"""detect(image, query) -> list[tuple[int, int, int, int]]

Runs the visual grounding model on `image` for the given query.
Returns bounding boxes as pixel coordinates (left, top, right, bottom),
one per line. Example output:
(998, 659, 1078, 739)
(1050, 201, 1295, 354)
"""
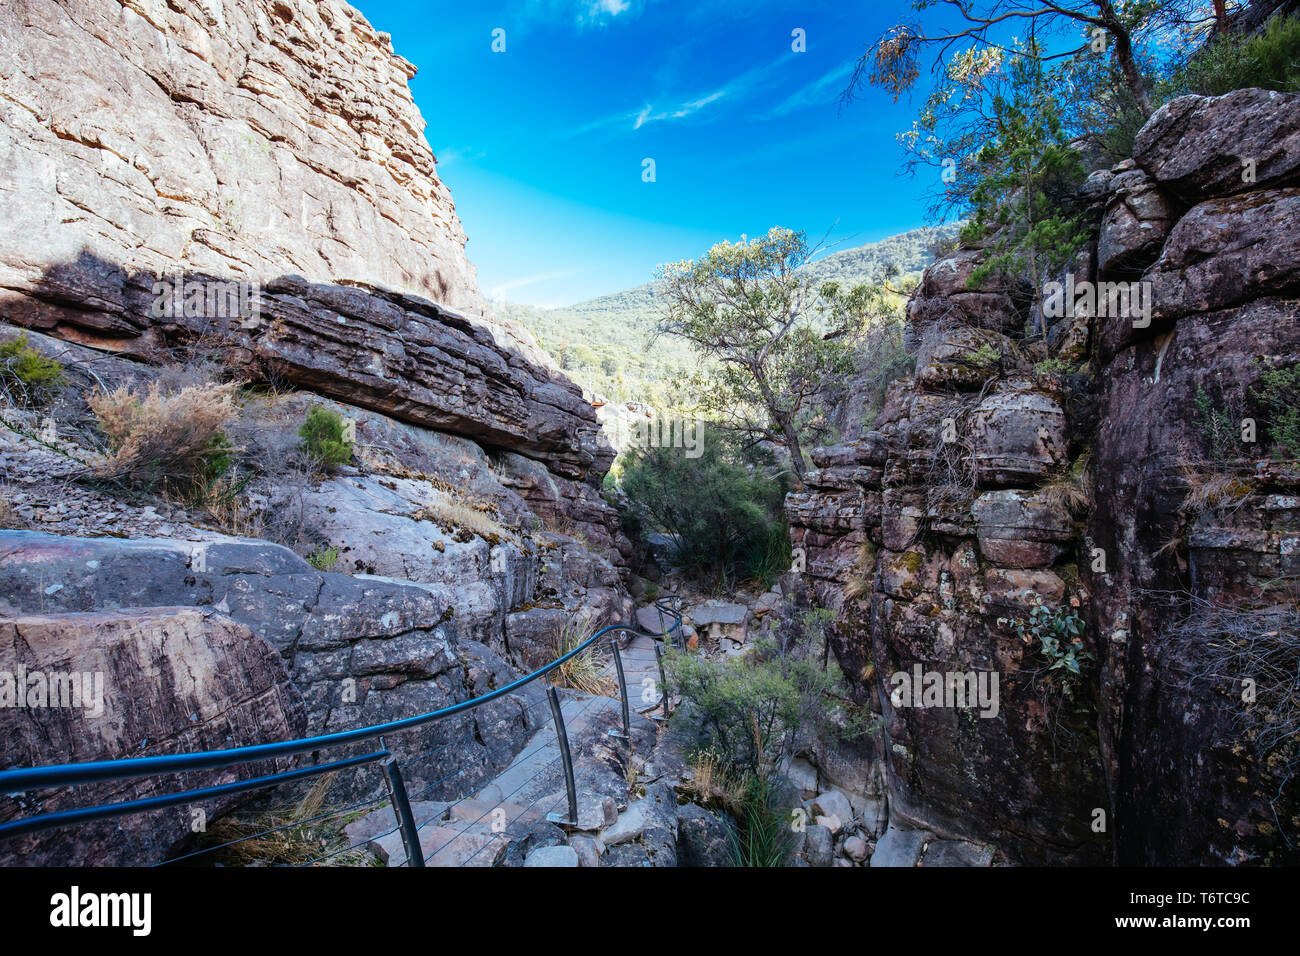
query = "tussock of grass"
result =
(1041, 452, 1092, 516)
(195, 775, 378, 867)
(549, 618, 616, 697)
(415, 491, 517, 546)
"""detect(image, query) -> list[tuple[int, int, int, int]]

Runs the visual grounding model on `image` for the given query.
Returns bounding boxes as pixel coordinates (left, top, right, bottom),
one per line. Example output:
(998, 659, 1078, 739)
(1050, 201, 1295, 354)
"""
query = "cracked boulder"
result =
(0, 607, 306, 866)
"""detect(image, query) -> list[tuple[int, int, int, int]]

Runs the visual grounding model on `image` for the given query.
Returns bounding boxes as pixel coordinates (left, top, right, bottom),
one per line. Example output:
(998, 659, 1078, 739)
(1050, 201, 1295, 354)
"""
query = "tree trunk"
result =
(1095, 0, 1153, 117)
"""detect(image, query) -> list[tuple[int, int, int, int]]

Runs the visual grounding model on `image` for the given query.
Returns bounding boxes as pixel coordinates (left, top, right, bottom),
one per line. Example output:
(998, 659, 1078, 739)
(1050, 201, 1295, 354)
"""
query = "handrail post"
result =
(652, 640, 670, 721)
(607, 632, 631, 741)
(544, 686, 579, 827)
(381, 752, 424, 868)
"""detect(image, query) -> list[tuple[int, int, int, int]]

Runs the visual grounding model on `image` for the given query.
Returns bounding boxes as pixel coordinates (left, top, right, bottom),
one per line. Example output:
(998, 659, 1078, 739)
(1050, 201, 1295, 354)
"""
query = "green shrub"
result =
(0, 333, 64, 406)
(1251, 362, 1300, 459)
(298, 406, 352, 472)
(665, 635, 846, 778)
(968, 343, 1000, 368)
(621, 429, 787, 586)
(1167, 16, 1300, 97)
(306, 545, 341, 572)
(1194, 386, 1249, 462)
(1034, 356, 1073, 377)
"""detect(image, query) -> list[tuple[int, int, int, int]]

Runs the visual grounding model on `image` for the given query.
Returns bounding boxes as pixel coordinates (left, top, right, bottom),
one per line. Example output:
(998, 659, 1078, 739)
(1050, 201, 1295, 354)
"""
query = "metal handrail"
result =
(0, 594, 684, 863)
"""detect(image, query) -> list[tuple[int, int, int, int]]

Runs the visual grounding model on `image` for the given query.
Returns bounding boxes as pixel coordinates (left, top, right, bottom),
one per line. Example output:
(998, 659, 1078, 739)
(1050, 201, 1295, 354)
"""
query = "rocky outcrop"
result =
(0, 607, 305, 866)
(0, 532, 550, 806)
(0, 0, 485, 319)
(0, 0, 612, 483)
(790, 87, 1300, 865)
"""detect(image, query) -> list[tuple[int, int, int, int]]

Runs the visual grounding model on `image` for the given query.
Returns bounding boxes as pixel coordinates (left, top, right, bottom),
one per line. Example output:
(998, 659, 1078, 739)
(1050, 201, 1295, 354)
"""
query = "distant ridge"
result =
(493, 224, 960, 406)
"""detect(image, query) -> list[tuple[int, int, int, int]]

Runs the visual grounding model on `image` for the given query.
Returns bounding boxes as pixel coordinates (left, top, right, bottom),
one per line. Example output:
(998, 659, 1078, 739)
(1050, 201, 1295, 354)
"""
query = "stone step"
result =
(350, 690, 634, 866)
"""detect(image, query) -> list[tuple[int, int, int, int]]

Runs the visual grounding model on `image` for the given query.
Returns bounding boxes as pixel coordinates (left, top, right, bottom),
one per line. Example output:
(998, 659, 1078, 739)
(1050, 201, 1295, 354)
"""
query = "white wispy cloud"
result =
(488, 269, 583, 301)
(563, 53, 788, 138)
(433, 146, 487, 167)
(762, 62, 855, 119)
(516, 0, 641, 30)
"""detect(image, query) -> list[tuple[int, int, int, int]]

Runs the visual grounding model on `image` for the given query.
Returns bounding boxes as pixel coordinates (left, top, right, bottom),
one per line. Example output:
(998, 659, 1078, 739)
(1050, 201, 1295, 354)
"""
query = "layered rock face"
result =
(0, 0, 611, 482)
(790, 88, 1300, 865)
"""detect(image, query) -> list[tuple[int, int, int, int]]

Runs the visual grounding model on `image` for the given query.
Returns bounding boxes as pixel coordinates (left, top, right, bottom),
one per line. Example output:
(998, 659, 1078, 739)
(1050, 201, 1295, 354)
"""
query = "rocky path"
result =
(344, 687, 664, 867)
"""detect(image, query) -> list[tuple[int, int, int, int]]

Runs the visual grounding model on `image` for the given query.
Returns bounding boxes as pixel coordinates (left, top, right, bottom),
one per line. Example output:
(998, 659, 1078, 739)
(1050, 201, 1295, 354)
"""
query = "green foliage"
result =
(621, 430, 787, 586)
(968, 343, 1000, 368)
(1194, 386, 1247, 462)
(199, 432, 236, 487)
(1000, 601, 1092, 701)
(655, 228, 865, 483)
(298, 406, 352, 472)
(1034, 356, 1074, 376)
(730, 773, 793, 867)
(499, 227, 952, 413)
(0, 333, 64, 406)
(1166, 15, 1300, 97)
(664, 636, 843, 778)
(1251, 362, 1300, 459)
(963, 48, 1088, 318)
(306, 545, 341, 572)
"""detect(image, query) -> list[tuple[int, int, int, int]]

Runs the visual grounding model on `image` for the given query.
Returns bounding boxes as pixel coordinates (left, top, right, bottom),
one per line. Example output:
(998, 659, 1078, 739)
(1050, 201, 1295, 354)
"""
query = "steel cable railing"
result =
(0, 595, 684, 867)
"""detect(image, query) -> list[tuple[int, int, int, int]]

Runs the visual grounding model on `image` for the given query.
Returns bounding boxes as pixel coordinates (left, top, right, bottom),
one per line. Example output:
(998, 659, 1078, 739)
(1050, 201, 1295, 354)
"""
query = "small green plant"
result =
(306, 545, 341, 572)
(298, 406, 352, 472)
(1251, 362, 1300, 460)
(1193, 386, 1248, 462)
(967, 343, 1000, 368)
(1034, 356, 1073, 377)
(0, 333, 64, 406)
(1000, 599, 1092, 700)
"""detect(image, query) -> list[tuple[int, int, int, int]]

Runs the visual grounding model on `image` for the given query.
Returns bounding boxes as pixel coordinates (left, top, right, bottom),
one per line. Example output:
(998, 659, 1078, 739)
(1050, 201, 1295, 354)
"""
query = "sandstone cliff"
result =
(789, 87, 1300, 866)
(0, 0, 636, 865)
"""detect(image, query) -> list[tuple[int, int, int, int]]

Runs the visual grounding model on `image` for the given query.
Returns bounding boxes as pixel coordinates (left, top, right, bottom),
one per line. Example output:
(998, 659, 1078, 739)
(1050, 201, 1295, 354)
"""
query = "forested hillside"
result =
(497, 224, 959, 405)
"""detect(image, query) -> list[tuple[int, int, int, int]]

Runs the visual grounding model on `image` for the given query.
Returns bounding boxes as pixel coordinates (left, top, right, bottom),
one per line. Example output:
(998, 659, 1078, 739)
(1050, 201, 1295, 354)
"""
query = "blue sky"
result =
(354, 0, 944, 307)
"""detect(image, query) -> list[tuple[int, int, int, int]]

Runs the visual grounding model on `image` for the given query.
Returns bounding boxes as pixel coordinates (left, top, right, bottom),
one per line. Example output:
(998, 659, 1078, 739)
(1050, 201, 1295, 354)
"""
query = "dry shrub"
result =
(537, 509, 595, 550)
(0, 484, 22, 530)
(415, 492, 517, 546)
(1164, 592, 1300, 819)
(1177, 441, 1253, 518)
(89, 381, 237, 497)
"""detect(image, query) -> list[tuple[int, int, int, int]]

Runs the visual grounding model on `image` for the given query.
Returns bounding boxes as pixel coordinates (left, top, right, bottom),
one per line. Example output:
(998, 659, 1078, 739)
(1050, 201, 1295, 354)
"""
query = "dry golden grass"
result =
(682, 747, 746, 814)
(549, 619, 616, 697)
(197, 775, 377, 867)
(537, 510, 595, 550)
(415, 492, 518, 546)
(844, 539, 878, 602)
(88, 381, 238, 497)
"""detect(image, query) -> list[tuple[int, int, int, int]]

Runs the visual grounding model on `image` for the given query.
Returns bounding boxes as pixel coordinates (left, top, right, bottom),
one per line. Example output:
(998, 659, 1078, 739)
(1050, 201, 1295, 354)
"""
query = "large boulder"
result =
(1133, 89, 1300, 203)
(973, 489, 1075, 569)
(0, 607, 306, 866)
(0, 531, 546, 803)
(1146, 187, 1300, 323)
(969, 388, 1069, 487)
(1097, 168, 1173, 277)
